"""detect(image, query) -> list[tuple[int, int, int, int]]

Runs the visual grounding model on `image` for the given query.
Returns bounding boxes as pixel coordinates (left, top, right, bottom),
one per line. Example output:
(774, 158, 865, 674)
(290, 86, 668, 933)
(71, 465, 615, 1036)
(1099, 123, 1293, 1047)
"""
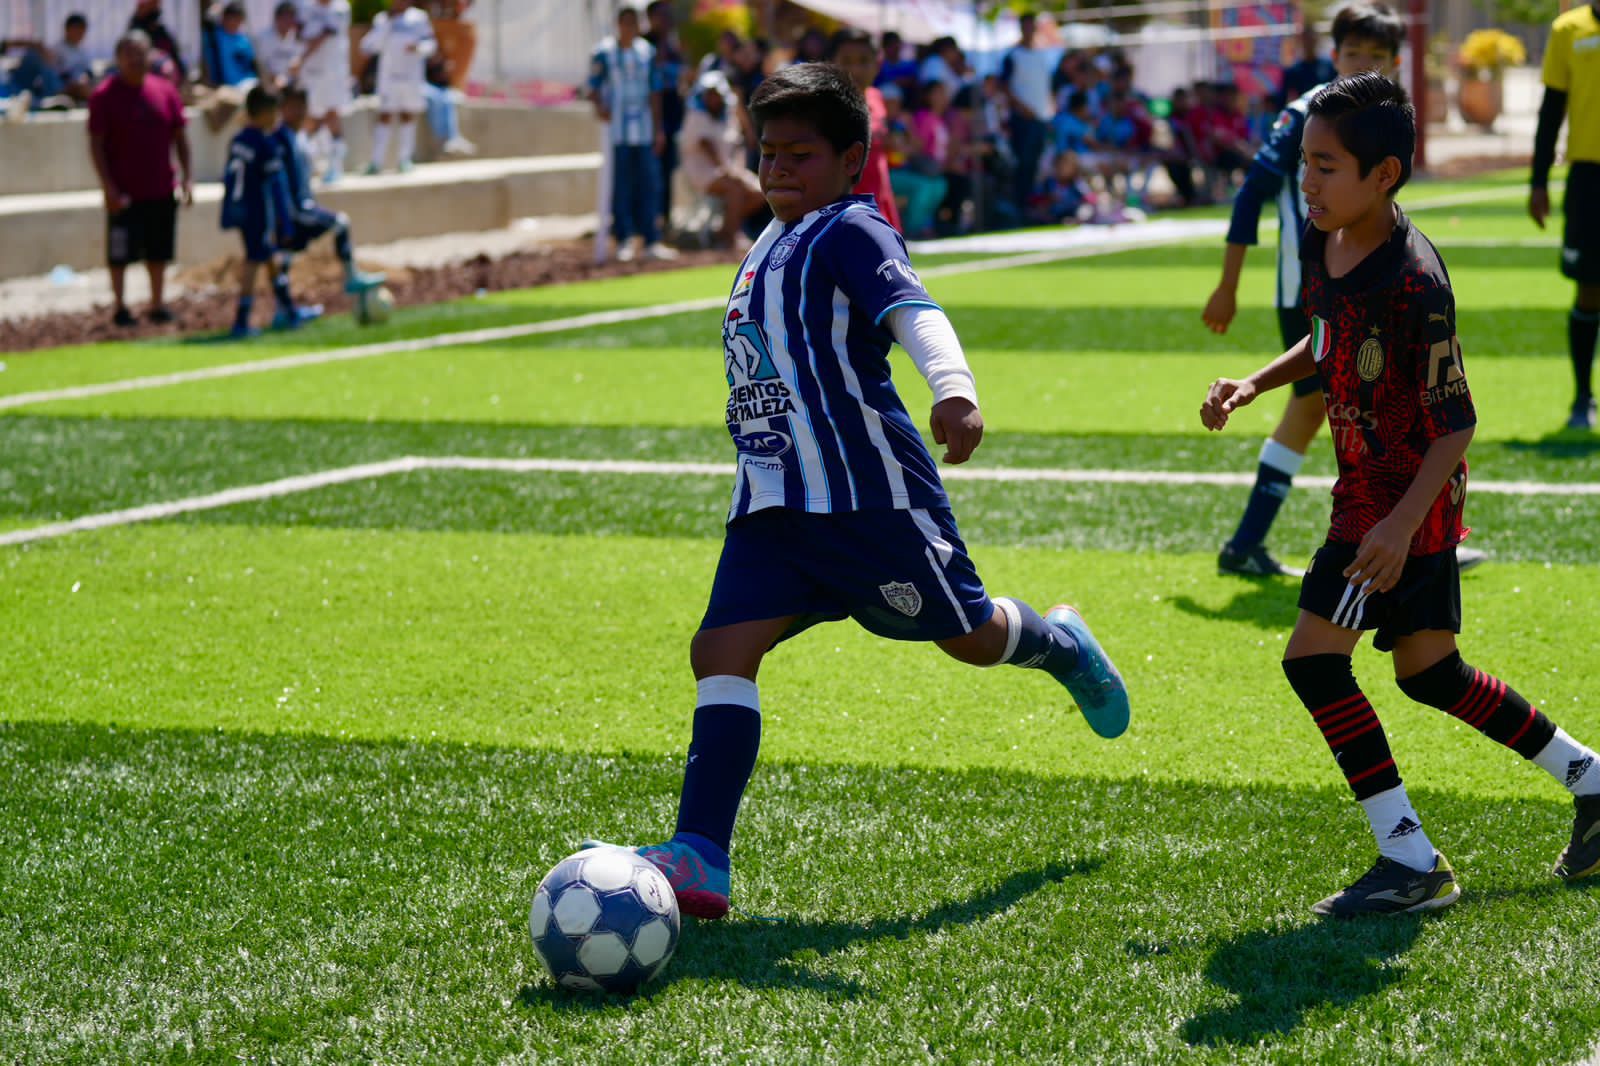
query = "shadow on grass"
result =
(1502, 432, 1600, 460)
(1168, 578, 1302, 631)
(515, 857, 1102, 1009)
(1180, 913, 1428, 1046)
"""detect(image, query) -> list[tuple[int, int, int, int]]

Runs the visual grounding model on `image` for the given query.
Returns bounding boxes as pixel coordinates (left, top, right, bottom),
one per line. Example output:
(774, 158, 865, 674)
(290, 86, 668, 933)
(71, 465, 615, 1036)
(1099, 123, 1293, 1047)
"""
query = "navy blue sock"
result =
(271, 267, 294, 314)
(994, 597, 1078, 674)
(672, 676, 761, 863)
(334, 221, 354, 270)
(1572, 308, 1598, 401)
(1228, 438, 1303, 551)
(233, 295, 253, 330)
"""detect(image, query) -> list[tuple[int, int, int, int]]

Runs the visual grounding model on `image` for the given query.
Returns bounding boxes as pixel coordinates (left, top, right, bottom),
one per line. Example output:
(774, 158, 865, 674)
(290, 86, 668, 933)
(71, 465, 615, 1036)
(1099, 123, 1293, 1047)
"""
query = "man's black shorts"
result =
(107, 197, 178, 266)
(1562, 161, 1600, 285)
(1298, 541, 1461, 652)
(1278, 305, 1321, 396)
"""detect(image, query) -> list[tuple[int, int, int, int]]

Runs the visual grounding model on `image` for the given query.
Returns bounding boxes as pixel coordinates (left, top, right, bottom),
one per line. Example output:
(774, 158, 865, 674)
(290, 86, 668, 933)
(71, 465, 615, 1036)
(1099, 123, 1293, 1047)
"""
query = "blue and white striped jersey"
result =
(721, 196, 946, 521)
(1226, 86, 1320, 309)
(588, 36, 663, 146)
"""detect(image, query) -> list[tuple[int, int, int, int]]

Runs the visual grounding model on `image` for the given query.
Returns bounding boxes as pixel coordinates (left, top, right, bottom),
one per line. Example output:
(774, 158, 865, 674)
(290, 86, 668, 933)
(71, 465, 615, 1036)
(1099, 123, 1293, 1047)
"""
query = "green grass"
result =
(2, 172, 1598, 1063)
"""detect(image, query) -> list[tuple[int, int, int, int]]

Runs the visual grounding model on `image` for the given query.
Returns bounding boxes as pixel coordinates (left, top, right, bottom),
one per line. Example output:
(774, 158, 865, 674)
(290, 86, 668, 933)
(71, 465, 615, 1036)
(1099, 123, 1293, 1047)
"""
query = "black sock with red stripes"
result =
(1283, 654, 1401, 799)
(1396, 652, 1556, 758)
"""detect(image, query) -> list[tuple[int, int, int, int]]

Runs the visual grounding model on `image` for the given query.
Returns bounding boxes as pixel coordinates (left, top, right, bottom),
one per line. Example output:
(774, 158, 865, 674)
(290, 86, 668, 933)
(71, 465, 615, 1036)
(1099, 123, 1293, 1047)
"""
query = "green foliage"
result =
(351, 0, 389, 24)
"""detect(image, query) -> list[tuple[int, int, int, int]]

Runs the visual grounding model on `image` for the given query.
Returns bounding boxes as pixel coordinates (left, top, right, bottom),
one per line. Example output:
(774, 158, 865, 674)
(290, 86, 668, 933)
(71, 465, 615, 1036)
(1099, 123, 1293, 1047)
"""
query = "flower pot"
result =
(1457, 73, 1503, 129)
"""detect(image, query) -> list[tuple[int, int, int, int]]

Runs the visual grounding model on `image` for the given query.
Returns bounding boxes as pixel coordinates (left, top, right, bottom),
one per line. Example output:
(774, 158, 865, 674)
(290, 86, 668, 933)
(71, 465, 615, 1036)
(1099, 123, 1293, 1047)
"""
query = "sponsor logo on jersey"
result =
(876, 258, 921, 286)
(1422, 335, 1468, 407)
(731, 429, 792, 457)
(735, 270, 755, 295)
(1328, 403, 1378, 455)
(879, 581, 923, 617)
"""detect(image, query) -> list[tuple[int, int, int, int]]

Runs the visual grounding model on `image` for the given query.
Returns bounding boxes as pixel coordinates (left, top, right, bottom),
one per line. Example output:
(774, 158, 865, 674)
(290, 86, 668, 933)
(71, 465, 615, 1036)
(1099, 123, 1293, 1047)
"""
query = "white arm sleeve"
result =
(887, 304, 979, 406)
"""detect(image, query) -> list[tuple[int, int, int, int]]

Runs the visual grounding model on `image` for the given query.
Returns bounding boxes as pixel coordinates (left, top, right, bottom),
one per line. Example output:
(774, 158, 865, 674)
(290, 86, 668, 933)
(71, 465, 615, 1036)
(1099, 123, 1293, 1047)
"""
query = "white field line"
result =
(0, 181, 1546, 416)
(5, 454, 1599, 549)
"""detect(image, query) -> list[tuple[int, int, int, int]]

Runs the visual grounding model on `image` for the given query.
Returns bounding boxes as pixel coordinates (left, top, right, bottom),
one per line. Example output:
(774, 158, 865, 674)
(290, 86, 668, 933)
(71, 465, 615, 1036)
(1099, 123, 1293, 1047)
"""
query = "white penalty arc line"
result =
(5, 454, 1599, 548)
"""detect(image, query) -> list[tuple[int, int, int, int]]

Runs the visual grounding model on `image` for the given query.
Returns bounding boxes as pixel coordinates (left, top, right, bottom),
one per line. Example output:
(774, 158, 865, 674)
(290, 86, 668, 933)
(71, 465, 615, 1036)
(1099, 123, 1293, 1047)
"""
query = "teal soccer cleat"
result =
(344, 270, 386, 295)
(580, 837, 731, 920)
(1044, 605, 1130, 739)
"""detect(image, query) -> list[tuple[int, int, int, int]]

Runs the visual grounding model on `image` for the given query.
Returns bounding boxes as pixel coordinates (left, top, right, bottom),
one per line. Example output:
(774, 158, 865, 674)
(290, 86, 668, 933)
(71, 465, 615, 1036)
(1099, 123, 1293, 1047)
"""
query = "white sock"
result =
(1531, 727, 1600, 796)
(330, 136, 346, 174)
(397, 121, 417, 166)
(1360, 784, 1436, 870)
(1259, 437, 1306, 477)
(370, 126, 391, 170)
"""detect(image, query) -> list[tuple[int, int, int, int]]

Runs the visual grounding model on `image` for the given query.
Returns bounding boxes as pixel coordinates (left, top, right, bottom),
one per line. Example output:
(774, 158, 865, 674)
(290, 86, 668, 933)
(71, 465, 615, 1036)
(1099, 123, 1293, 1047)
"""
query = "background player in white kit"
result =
(255, 2, 302, 92)
(291, 0, 352, 183)
(361, 0, 435, 174)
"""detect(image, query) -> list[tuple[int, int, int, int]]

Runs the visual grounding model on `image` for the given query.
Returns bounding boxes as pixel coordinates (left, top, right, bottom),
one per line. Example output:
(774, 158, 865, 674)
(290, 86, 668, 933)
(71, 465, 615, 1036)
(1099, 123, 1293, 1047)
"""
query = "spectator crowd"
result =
(591, 3, 1293, 259)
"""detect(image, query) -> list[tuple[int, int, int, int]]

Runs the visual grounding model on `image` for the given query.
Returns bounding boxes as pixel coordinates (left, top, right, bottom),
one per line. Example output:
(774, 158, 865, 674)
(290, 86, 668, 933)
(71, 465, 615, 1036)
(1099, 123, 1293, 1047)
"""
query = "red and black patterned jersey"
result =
(1300, 208, 1476, 554)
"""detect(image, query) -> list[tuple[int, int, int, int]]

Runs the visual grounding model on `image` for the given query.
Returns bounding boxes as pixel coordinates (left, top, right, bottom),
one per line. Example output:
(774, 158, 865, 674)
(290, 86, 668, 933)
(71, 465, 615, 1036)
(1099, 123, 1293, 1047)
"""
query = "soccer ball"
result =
(529, 847, 680, 995)
(354, 285, 394, 326)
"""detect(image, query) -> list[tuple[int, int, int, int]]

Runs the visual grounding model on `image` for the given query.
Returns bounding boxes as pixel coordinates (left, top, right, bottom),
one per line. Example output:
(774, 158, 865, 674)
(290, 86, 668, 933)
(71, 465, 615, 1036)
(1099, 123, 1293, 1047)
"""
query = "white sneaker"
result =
(644, 242, 679, 261)
(6, 90, 32, 123)
(442, 136, 477, 157)
(616, 243, 638, 263)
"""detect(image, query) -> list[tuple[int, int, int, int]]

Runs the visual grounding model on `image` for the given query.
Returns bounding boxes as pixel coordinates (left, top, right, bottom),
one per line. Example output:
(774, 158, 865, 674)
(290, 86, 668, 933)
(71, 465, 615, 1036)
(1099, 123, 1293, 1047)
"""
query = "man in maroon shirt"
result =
(88, 31, 194, 327)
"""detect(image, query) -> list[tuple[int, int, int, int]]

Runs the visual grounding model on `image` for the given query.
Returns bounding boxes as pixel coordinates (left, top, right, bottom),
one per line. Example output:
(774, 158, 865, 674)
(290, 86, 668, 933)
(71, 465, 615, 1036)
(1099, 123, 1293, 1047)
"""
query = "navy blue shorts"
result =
(237, 218, 278, 263)
(284, 206, 343, 252)
(701, 506, 994, 645)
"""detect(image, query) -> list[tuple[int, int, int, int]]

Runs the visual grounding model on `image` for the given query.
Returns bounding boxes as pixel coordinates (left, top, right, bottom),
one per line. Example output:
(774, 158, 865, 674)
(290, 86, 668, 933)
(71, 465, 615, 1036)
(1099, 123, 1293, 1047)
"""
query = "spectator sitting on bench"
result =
(677, 70, 762, 249)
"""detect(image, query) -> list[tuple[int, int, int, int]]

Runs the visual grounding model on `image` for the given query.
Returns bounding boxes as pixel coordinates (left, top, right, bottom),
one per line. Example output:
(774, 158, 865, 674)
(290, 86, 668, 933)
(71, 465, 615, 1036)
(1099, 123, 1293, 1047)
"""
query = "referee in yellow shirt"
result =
(1532, 1, 1600, 430)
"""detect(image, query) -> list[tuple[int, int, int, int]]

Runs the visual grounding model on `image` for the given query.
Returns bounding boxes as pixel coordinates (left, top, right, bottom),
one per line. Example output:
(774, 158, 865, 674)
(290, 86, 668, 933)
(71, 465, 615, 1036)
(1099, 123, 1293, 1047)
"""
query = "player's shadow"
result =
(1179, 913, 1427, 1047)
(1503, 433, 1600, 459)
(1169, 580, 1302, 632)
(516, 856, 1102, 1008)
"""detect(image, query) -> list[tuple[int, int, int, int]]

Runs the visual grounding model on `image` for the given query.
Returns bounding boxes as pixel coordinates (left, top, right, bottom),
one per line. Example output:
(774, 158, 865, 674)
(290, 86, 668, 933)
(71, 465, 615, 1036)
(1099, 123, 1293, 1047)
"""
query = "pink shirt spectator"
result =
(857, 86, 903, 232)
(912, 109, 950, 166)
(88, 74, 187, 202)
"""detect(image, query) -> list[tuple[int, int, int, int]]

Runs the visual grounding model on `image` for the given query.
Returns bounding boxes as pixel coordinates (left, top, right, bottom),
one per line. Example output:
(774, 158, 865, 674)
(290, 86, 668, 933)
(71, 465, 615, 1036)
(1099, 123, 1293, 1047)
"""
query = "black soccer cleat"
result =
(1553, 793, 1600, 882)
(1312, 851, 1460, 917)
(1218, 543, 1304, 579)
(1567, 396, 1597, 432)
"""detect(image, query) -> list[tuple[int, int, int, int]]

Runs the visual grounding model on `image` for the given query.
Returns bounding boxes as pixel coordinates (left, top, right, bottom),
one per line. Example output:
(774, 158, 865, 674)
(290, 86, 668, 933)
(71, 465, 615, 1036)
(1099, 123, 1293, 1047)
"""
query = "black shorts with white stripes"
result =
(1298, 541, 1461, 652)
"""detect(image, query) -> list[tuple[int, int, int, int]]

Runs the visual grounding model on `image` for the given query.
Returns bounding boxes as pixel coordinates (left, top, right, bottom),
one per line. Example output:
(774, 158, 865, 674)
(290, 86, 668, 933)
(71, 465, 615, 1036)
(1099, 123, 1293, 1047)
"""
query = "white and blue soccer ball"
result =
(529, 847, 680, 995)
(354, 285, 394, 326)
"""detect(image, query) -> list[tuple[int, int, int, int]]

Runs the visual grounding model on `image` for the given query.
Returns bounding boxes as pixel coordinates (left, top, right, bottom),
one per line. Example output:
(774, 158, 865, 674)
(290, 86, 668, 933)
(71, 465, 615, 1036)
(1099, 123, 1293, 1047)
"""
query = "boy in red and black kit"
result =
(1202, 72, 1600, 916)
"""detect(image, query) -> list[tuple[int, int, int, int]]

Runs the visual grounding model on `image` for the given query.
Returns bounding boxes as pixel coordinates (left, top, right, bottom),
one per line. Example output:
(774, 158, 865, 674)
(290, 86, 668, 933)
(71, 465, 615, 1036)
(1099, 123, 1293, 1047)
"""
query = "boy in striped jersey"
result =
(1202, 74, 1600, 916)
(587, 63, 1130, 920)
(1202, 3, 1405, 578)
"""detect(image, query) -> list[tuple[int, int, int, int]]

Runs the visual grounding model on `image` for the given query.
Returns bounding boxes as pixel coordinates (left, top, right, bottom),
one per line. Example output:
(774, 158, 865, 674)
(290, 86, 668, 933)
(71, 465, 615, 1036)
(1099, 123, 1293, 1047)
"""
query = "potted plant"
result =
(1455, 28, 1526, 128)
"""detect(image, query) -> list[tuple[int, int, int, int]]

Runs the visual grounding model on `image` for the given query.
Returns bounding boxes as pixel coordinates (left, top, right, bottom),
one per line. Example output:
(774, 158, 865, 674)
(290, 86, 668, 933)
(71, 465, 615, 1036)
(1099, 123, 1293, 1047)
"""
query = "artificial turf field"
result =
(3, 171, 1599, 1063)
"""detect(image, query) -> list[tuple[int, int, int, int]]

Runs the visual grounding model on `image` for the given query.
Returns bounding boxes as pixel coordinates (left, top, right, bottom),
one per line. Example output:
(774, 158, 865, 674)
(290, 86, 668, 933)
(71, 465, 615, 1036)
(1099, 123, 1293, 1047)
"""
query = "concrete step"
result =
(0, 152, 600, 282)
(0, 99, 596, 198)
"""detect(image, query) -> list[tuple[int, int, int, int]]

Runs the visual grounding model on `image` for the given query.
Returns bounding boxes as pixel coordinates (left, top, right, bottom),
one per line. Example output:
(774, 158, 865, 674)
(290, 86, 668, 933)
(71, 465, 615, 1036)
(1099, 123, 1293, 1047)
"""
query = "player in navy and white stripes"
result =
(584, 63, 1130, 922)
(1202, 3, 1406, 578)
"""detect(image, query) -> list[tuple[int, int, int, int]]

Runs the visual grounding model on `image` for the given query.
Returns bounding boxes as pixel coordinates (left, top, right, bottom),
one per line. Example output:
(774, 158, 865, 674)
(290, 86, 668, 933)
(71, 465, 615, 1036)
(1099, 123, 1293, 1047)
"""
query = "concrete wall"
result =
(0, 100, 596, 198)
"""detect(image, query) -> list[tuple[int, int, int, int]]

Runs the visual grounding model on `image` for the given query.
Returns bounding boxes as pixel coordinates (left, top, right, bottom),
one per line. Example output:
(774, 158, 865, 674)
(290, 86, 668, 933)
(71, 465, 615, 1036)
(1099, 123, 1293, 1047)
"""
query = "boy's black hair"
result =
(65, 12, 87, 29)
(274, 0, 297, 16)
(281, 83, 308, 105)
(748, 63, 871, 182)
(828, 27, 876, 58)
(245, 84, 281, 116)
(1330, 2, 1405, 54)
(1067, 90, 1088, 112)
(1307, 70, 1414, 193)
(222, 1, 246, 18)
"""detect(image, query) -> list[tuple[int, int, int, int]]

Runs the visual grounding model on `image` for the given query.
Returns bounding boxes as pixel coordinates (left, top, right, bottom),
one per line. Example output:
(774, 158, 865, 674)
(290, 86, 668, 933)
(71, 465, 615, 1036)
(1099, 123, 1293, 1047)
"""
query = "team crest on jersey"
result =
(1310, 315, 1332, 363)
(1357, 327, 1385, 381)
(769, 232, 802, 270)
(879, 581, 923, 618)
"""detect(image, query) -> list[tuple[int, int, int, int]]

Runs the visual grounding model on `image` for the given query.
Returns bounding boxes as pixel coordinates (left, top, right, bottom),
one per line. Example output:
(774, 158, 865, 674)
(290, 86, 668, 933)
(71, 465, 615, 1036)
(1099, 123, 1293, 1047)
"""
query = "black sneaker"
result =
(1455, 546, 1489, 573)
(1218, 543, 1303, 579)
(1553, 793, 1600, 882)
(112, 306, 136, 328)
(1567, 397, 1597, 432)
(147, 306, 175, 324)
(1312, 852, 1460, 917)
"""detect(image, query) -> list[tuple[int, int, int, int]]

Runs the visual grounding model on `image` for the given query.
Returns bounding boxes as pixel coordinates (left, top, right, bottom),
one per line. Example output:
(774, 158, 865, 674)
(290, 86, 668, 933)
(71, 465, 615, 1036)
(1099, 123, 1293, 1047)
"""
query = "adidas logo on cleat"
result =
(1567, 756, 1594, 788)
(1387, 817, 1422, 840)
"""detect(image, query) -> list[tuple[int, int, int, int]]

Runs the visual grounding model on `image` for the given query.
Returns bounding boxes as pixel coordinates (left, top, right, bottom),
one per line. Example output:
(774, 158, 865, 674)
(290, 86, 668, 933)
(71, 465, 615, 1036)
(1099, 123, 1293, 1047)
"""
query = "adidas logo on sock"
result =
(1387, 816, 1422, 839)
(1567, 756, 1594, 788)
